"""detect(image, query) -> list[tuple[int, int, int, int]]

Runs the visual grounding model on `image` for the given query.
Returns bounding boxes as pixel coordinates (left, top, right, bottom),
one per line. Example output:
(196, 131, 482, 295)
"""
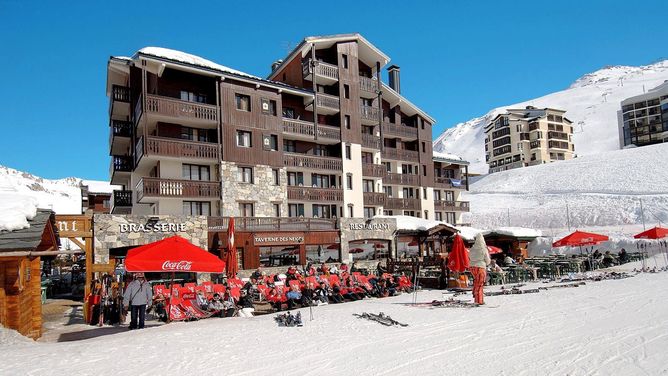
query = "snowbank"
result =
(0, 194, 38, 231)
(482, 227, 542, 238)
(81, 180, 118, 194)
(137, 47, 261, 80)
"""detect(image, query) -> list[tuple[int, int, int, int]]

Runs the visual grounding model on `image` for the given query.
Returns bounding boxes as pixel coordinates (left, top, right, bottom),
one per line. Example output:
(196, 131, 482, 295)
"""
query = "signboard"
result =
(119, 222, 186, 233)
(253, 232, 305, 246)
(55, 215, 92, 237)
(348, 222, 390, 231)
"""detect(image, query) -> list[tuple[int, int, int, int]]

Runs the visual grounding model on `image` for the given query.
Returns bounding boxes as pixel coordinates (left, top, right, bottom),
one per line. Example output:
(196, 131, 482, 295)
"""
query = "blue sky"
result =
(1, 0, 667, 180)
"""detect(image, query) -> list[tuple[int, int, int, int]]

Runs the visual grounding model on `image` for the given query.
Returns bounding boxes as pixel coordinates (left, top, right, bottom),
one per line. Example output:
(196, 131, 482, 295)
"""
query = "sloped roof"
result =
(0, 210, 57, 251)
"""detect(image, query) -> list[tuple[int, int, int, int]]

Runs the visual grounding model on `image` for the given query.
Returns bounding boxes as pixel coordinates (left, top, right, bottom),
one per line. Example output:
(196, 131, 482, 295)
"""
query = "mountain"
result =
(434, 60, 668, 174)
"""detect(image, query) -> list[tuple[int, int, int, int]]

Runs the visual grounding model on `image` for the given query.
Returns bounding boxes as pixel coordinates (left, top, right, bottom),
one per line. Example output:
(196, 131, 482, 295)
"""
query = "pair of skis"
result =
(353, 312, 408, 327)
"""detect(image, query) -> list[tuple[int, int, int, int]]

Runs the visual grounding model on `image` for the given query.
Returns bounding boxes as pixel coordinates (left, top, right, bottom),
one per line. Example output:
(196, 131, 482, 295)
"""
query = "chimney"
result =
(271, 59, 283, 72)
(387, 65, 400, 93)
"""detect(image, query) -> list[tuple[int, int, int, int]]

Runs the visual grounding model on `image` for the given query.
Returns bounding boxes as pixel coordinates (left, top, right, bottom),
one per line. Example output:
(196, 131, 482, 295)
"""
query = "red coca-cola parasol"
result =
(226, 217, 238, 278)
(634, 227, 668, 239)
(448, 234, 470, 273)
(125, 235, 225, 273)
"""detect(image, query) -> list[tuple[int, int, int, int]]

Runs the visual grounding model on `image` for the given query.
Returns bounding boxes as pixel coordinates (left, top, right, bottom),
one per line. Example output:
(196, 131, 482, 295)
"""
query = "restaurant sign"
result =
(349, 222, 390, 231)
(119, 223, 187, 233)
(253, 233, 305, 246)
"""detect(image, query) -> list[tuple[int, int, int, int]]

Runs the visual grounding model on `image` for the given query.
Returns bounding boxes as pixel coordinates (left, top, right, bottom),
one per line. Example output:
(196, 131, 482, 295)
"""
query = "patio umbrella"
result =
(448, 234, 470, 273)
(226, 217, 237, 278)
(326, 244, 340, 250)
(487, 245, 503, 255)
(633, 227, 668, 239)
(408, 240, 419, 247)
(374, 243, 386, 249)
(552, 230, 609, 248)
(125, 235, 226, 273)
(349, 248, 365, 254)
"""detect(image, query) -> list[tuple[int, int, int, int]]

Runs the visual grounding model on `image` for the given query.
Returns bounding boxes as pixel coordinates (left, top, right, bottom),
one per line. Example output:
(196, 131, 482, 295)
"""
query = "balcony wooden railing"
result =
(385, 197, 421, 211)
(363, 192, 386, 206)
(208, 217, 338, 231)
(283, 153, 342, 171)
(381, 148, 419, 162)
(112, 85, 130, 102)
(111, 120, 132, 137)
(434, 200, 470, 212)
(137, 178, 221, 202)
(360, 105, 380, 122)
(548, 140, 570, 149)
(282, 118, 341, 141)
(362, 133, 381, 149)
(548, 132, 569, 140)
(434, 176, 466, 189)
(302, 59, 339, 81)
(315, 93, 340, 110)
(359, 76, 379, 94)
(143, 136, 219, 160)
(145, 94, 218, 122)
(287, 186, 343, 202)
(383, 123, 418, 138)
(362, 164, 386, 178)
(383, 172, 419, 185)
(113, 190, 133, 207)
(111, 156, 132, 172)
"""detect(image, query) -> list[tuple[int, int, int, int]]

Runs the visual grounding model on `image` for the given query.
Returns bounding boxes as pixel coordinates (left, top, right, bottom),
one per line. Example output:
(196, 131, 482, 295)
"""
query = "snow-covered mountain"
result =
(434, 60, 668, 174)
(0, 165, 113, 231)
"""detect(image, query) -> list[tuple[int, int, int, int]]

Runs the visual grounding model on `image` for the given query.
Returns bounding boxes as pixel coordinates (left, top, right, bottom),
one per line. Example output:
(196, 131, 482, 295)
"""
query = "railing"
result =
(281, 118, 340, 141)
(113, 190, 133, 207)
(315, 93, 340, 110)
(363, 192, 386, 206)
(135, 137, 144, 165)
(302, 59, 339, 81)
(362, 133, 381, 149)
(385, 197, 421, 211)
(548, 132, 569, 140)
(287, 186, 343, 202)
(382, 123, 418, 138)
(434, 200, 470, 212)
(362, 164, 386, 178)
(360, 105, 380, 122)
(112, 156, 132, 172)
(317, 124, 341, 140)
(111, 120, 132, 137)
(359, 76, 379, 94)
(283, 153, 342, 171)
(144, 136, 219, 160)
(137, 178, 221, 201)
(548, 140, 569, 149)
(381, 148, 419, 162)
(112, 85, 130, 102)
(384, 172, 419, 185)
(434, 176, 465, 189)
(208, 217, 338, 231)
(145, 94, 218, 122)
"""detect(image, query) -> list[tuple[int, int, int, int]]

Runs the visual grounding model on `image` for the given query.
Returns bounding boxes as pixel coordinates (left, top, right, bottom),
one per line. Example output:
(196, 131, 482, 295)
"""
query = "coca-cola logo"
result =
(161, 260, 193, 271)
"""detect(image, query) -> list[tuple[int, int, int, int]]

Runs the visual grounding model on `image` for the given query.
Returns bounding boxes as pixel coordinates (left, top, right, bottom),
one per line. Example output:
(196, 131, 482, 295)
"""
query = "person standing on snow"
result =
(122, 273, 153, 329)
(469, 233, 491, 305)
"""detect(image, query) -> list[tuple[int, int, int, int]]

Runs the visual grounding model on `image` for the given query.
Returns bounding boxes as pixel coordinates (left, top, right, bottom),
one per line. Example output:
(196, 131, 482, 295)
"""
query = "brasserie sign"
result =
(119, 223, 187, 233)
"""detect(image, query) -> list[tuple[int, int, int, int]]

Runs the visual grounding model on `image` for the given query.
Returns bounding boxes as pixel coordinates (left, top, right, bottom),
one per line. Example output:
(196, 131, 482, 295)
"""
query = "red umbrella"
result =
(326, 244, 340, 250)
(408, 240, 419, 247)
(448, 234, 470, 273)
(634, 227, 668, 239)
(125, 235, 226, 273)
(487, 245, 503, 255)
(226, 217, 238, 278)
(374, 243, 386, 249)
(553, 230, 609, 247)
(349, 248, 365, 254)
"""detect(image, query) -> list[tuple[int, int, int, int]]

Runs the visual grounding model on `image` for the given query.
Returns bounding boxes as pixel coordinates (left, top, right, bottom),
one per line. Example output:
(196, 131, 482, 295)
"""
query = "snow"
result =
(137, 47, 261, 80)
(432, 151, 464, 162)
(434, 60, 668, 174)
(81, 179, 118, 194)
(454, 226, 483, 242)
(3, 257, 668, 375)
(482, 227, 542, 238)
(0, 193, 37, 231)
(374, 215, 449, 232)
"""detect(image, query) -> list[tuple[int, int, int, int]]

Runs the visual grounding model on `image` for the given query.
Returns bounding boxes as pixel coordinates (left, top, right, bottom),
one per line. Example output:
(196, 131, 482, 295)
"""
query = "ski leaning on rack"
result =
(353, 312, 408, 327)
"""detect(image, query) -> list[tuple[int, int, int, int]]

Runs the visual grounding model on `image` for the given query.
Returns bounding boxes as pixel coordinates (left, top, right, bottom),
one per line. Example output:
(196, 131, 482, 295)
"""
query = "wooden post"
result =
(85, 237, 92, 298)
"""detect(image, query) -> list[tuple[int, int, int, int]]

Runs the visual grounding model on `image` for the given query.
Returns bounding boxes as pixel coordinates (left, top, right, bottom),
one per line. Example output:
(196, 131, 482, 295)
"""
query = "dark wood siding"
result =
(337, 42, 362, 145)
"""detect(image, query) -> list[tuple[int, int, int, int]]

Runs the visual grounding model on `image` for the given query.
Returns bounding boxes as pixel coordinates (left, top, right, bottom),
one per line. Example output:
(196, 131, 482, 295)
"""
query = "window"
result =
(345, 115, 351, 129)
(183, 201, 211, 215)
(348, 205, 354, 217)
(435, 212, 443, 221)
(103, 199, 110, 209)
(235, 94, 251, 111)
(363, 179, 374, 193)
(180, 91, 206, 103)
(422, 165, 427, 176)
(342, 54, 348, 69)
(421, 142, 426, 153)
(288, 204, 304, 217)
(345, 144, 351, 159)
(313, 204, 334, 218)
(263, 134, 278, 151)
(423, 187, 427, 198)
(239, 202, 254, 217)
(283, 140, 296, 153)
(384, 162, 392, 172)
(261, 98, 277, 115)
(273, 203, 281, 217)
(383, 186, 393, 197)
(343, 84, 350, 99)
(312, 173, 332, 188)
(421, 118, 425, 130)
(182, 164, 210, 181)
(282, 107, 295, 119)
(272, 169, 280, 185)
(237, 130, 252, 147)
(424, 210, 428, 220)
(364, 207, 375, 219)
(434, 190, 441, 200)
(180, 127, 194, 140)
(238, 167, 254, 183)
(361, 152, 373, 164)
(288, 172, 304, 186)
(346, 174, 353, 190)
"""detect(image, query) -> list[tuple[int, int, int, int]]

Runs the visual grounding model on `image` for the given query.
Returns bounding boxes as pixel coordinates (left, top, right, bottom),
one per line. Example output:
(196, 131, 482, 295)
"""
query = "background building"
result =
(485, 106, 575, 173)
(618, 81, 668, 148)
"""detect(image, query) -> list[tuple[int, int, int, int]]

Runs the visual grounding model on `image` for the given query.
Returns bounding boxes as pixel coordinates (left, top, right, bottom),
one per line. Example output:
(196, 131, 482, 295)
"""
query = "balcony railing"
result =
(359, 76, 379, 94)
(362, 133, 381, 149)
(434, 176, 466, 189)
(208, 217, 338, 231)
(362, 164, 386, 178)
(547, 132, 569, 140)
(548, 140, 570, 150)
(136, 178, 221, 202)
(143, 136, 219, 160)
(302, 59, 339, 81)
(434, 200, 470, 212)
(144, 94, 218, 122)
(385, 197, 421, 211)
(287, 186, 343, 202)
(384, 172, 419, 185)
(360, 105, 380, 122)
(113, 190, 133, 207)
(382, 123, 418, 138)
(315, 93, 340, 111)
(381, 148, 419, 162)
(283, 153, 342, 171)
(111, 120, 132, 137)
(363, 192, 386, 206)
(111, 156, 132, 172)
(282, 118, 341, 141)
(112, 85, 130, 102)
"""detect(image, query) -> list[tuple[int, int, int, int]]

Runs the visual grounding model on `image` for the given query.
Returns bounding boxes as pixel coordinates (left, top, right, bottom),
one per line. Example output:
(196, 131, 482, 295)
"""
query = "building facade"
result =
(484, 106, 575, 173)
(618, 81, 668, 148)
(106, 34, 469, 225)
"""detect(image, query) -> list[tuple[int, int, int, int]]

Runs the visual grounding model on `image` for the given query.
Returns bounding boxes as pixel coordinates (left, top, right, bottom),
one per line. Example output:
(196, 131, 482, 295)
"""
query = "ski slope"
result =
(434, 60, 668, 174)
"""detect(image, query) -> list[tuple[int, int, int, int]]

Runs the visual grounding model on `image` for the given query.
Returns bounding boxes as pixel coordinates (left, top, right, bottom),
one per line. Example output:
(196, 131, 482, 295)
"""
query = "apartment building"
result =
(618, 81, 668, 148)
(432, 152, 469, 225)
(484, 106, 575, 173)
(106, 34, 469, 224)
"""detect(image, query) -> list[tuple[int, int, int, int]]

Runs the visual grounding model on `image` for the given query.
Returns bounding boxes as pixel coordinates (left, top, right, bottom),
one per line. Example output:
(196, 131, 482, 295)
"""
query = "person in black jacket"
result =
(237, 290, 255, 317)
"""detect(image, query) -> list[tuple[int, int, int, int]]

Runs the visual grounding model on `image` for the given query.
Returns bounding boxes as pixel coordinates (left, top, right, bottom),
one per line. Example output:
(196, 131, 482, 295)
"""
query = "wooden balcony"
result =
(283, 153, 342, 171)
(111, 190, 133, 214)
(302, 59, 339, 84)
(282, 118, 340, 142)
(363, 192, 386, 206)
(208, 217, 338, 232)
(362, 133, 381, 149)
(434, 200, 470, 212)
(144, 94, 218, 124)
(287, 186, 343, 202)
(136, 178, 221, 202)
(143, 136, 219, 161)
(359, 76, 379, 97)
(381, 148, 419, 162)
(434, 176, 466, 189)
(111, 156, 132, 172)
(548, 140, 570, 150)
(384, 172, 419, 185)
(548, 132, 569, 141)
(109, 120, 132, 155)
(360, 105, 380, 125)
(112, 85, 130, 102)
(382, 123, 418, 139)
(385, 197, 420, 211)
(362, 164, 386, 178)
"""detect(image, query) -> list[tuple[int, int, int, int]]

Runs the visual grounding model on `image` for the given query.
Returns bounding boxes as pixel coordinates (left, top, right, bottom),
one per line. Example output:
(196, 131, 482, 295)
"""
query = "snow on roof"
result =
(482, 227, 542, 238)
(136, 47, 261, 80)
(0, 194, 38, 232)
(81, 180, 119, 194)
(455, 226, 484, 242)
(374, 215, 457, 233)
(432, 151, 468, 164)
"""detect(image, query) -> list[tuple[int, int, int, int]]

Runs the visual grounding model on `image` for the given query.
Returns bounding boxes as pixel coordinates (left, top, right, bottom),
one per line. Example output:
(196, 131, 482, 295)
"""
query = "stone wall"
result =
(339, 217, 398, 261)
(220, 161, 287, 217)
